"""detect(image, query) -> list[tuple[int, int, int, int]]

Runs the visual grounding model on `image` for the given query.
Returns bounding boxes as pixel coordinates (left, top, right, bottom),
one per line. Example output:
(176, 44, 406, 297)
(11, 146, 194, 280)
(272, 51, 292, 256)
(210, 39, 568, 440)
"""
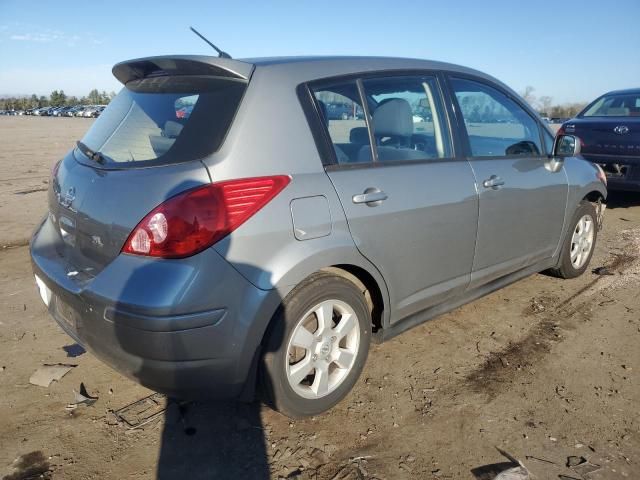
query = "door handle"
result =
(482, 175, 505, 189)
(352, 187, 388, 206)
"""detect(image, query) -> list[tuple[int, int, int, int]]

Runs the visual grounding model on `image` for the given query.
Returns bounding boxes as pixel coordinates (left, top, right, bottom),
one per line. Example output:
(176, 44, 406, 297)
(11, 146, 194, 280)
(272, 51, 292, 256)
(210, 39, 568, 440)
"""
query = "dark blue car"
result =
(560, 88, 640, 192)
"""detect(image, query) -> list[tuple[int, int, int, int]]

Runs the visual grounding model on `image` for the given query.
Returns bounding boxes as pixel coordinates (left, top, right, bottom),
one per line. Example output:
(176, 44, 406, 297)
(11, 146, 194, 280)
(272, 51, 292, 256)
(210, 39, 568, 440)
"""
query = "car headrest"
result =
(373, 98, 413, 137)
(349, 127, 369, 144)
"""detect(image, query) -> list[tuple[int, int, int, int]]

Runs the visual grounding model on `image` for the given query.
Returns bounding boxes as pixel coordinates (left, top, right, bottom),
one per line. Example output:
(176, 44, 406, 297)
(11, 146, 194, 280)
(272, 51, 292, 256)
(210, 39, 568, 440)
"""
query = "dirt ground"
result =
(0, 116, 638, 480)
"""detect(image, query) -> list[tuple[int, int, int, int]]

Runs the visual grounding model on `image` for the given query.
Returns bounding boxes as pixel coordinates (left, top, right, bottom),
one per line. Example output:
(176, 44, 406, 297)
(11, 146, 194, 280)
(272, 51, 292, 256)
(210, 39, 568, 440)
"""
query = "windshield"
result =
(581, 93, 640, 117)
(79, 75, 246, 167)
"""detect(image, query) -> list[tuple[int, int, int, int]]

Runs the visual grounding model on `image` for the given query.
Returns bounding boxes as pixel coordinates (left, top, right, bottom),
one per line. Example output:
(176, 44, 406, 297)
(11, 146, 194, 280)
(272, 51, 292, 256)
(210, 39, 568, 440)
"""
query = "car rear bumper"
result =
(30, 216, 281, 399)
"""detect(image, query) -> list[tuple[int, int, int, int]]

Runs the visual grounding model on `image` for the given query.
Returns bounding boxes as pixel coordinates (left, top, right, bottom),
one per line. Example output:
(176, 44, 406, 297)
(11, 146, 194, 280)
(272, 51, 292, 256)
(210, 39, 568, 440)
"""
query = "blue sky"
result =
(0, 0, 638, 104)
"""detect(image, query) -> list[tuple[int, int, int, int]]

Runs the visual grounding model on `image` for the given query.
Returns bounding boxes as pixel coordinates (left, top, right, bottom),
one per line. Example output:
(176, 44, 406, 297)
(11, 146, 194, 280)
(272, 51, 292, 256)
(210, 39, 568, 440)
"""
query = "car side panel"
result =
(211, 171, 391, 324)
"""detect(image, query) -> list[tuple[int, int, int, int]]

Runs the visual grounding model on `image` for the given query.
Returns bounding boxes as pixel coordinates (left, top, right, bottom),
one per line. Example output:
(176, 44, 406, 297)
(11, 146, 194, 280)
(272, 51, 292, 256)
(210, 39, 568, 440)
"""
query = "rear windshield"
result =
(78, 75, 246, 167)
(581, 93, 640, 117)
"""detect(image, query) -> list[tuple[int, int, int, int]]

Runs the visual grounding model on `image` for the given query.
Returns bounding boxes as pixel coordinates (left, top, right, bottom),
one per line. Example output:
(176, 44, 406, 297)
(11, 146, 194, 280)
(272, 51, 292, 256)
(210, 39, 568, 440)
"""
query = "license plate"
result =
(34, 275, 52, 307)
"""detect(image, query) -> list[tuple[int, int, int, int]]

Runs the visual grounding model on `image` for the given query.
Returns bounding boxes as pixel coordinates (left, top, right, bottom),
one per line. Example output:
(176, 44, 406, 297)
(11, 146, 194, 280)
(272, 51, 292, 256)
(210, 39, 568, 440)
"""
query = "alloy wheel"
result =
(285, 299, 360, 399)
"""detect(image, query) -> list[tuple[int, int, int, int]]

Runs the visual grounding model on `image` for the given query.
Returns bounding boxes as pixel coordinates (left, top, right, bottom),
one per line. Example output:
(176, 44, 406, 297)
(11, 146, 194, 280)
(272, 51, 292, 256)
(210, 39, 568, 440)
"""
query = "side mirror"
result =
(553, 134, 581, 157)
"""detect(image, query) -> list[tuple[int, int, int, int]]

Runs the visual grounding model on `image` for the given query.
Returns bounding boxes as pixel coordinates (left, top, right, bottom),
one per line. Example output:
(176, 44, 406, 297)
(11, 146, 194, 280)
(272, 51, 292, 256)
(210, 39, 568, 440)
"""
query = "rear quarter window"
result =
(79, 76, 246, 168)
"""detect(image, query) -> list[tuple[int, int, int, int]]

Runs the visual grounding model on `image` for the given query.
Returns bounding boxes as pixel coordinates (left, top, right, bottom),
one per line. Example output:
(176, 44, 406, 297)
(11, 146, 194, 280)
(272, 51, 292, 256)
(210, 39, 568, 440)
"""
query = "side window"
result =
(362, 76, 451, 162)
(450, 77, 542, 157)
(312, 82, 370, 164)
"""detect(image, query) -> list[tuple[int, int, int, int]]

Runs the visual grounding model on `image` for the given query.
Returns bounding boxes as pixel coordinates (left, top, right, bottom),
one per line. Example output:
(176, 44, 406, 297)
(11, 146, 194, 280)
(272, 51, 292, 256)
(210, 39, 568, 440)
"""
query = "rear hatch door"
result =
(44, 56, 253, 278)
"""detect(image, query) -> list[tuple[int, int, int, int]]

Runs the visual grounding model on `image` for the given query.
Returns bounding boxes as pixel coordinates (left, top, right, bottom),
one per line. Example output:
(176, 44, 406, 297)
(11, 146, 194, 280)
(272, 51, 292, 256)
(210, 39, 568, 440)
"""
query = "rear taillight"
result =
(556, 126, 565, 137)
(122, 175, 291, 258)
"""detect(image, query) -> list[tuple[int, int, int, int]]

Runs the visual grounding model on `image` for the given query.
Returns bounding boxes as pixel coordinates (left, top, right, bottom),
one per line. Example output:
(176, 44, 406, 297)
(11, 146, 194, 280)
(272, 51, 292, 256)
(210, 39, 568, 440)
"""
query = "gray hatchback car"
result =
(31, 55, 607, 418)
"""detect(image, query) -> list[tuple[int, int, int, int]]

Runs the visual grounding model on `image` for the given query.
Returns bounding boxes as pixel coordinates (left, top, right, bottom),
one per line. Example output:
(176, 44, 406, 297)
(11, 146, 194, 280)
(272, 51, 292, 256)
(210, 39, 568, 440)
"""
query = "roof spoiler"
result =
(112, 55, 255, 85)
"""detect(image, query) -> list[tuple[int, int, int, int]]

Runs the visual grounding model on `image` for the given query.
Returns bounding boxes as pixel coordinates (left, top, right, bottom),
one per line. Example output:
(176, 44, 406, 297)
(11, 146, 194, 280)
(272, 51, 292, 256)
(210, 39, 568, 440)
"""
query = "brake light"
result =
(556, 126, 565, 137)
(122, 175, 291, 258)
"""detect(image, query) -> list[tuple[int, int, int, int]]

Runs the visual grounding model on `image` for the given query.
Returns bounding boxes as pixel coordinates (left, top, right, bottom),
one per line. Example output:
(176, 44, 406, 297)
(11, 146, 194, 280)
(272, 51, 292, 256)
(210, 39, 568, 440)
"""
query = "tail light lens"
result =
(122, 175, 290, 258)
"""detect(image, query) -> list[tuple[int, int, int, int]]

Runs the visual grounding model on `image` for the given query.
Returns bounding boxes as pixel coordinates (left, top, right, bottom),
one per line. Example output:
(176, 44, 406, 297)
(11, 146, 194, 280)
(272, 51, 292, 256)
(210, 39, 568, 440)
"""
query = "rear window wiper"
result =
(76, 141, 105, 164)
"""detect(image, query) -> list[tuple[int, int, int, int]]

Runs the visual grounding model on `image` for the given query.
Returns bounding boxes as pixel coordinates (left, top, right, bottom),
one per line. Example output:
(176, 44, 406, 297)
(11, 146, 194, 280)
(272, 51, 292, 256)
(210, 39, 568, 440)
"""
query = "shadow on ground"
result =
(606, 191, 640, 210)
(156, 400, 269, 479)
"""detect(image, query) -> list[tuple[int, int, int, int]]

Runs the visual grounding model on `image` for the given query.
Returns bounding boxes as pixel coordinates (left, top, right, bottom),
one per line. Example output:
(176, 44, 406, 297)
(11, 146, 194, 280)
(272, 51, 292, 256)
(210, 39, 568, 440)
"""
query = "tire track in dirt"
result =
(464, 228, 640, 398)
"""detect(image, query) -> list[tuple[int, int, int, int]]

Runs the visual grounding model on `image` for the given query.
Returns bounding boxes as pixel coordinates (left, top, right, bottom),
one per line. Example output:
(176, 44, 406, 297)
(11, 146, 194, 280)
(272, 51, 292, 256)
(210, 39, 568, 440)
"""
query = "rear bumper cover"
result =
(30, 216, 281, 399)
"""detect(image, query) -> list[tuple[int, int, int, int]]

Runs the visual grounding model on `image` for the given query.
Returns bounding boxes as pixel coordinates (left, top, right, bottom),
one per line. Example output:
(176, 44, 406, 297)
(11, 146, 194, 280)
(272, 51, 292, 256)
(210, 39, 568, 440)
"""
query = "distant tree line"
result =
(520, 86, 586, 118)
(0, 89, 116, 111)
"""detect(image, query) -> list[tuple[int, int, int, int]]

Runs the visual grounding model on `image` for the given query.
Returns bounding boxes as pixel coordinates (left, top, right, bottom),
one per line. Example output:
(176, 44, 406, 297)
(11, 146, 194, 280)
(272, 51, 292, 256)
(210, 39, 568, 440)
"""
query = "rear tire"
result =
(549, 200, 598, 279)
(261, 272, 371, 418)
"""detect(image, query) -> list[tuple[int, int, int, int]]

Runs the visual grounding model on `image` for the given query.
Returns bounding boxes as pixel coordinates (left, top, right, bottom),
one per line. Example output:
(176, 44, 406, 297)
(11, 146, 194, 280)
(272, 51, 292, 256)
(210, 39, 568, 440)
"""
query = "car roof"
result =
(602, 87, 640, 96)
(244, 55, 476, 73)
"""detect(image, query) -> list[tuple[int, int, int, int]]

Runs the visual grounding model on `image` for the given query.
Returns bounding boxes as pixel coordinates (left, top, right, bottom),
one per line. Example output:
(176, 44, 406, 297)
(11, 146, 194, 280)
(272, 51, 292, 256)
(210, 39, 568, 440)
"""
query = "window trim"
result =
(299, 69, 459, 170)
(296, 83, 338, 167)
(356, 78, 379, 163)
(445, 73, 548, 161)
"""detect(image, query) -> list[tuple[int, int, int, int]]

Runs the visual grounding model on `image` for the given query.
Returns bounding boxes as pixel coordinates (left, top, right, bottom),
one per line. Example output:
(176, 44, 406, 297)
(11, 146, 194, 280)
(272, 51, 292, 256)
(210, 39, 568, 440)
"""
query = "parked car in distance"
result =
(82, 106, 98, 117)
(65, 106, 83, 117)
(72, 106, 87, 117)
(560, 88, 640, 191)
(325, 102, 356, 120)
(53, 106, 71, 117)
(31, 55, 607, 418)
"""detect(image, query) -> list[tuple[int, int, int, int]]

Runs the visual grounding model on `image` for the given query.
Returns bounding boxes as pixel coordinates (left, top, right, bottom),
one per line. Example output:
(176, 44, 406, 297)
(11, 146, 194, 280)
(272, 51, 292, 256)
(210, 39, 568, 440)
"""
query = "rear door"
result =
(448, 76, 568, 288)
(310, 74, 478, 323)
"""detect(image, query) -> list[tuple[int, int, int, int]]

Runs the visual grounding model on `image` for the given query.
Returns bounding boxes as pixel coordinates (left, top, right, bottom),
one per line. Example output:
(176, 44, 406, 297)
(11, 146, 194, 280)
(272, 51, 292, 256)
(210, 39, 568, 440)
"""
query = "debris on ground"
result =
(493, 448, 530, 480)
(472, 448, 530, 480)
(65, 382, 98, 410)
(592, 266, 615, 276)
(110, 392, 166, 429)
(494, 464, 529, 479)
(567, 456, 602, 477)
(62, 343, 86, 358)
(566, 456, 586, 467)
(29, 364, 76, 387)
(525, 455, 556, 465)
(529, 298, 546, 313)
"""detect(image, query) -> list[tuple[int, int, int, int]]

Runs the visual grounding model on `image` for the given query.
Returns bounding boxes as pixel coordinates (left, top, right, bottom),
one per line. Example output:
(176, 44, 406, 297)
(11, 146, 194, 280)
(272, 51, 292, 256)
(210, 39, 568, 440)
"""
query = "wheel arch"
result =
(584, 189, 606, 203)
(242, 257, 390, 401)
(320, 265, 385, 332)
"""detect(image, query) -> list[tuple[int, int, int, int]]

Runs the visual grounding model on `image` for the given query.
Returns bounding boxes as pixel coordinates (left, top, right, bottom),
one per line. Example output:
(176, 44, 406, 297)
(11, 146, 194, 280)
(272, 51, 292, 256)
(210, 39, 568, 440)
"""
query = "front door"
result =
(448, 76, 568, 287)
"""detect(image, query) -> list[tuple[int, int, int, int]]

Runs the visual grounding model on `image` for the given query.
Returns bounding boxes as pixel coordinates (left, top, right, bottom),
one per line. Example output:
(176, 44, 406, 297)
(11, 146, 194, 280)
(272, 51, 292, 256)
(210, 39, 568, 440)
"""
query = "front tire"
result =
(550, 200, 598, 279)
(261, 272, 371, 418)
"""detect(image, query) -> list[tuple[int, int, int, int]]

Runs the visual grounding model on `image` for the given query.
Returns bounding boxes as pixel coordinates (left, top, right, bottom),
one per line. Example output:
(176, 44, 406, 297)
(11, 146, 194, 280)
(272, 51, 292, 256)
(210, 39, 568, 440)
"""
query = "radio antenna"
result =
(189, 26, 231, 59)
